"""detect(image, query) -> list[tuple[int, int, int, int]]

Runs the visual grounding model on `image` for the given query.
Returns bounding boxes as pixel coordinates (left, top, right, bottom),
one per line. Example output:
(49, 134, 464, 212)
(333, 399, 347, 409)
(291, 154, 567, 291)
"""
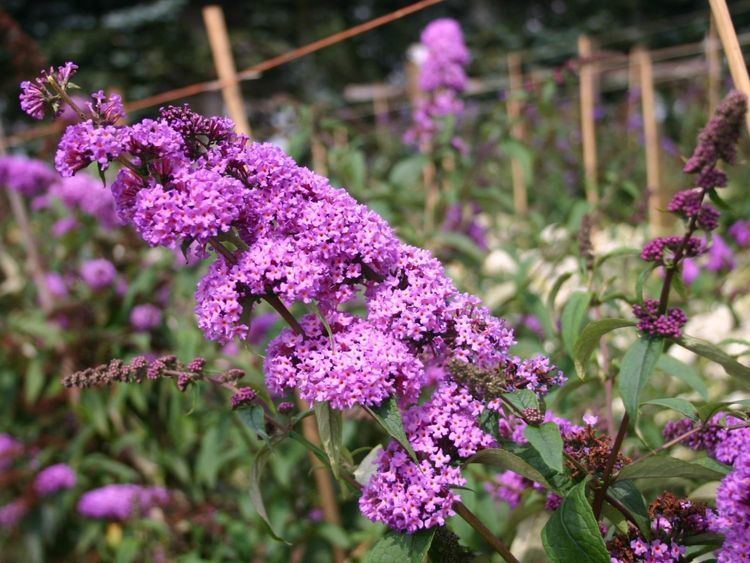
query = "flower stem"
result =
(454, 502, 519, 562)
(592, 412, 629, 519)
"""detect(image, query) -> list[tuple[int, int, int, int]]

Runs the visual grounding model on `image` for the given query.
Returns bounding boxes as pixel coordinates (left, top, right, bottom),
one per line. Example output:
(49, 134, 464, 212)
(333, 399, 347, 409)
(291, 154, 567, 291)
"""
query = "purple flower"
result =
(684, 91, 747, 189)
(265, 312, 424, 409)
(706, 234, 735, 272)
(486, 470, 531, 508)
(34, 463, 77, 496)
(77, 484, 169, 520)
(231, 387, 257, 409)
(729, 220, 750, 247)
(632, 299, 688, 339)
(247, 312, 277, 345)
(19, 62, 78, 120)
(681, 258, 700, 285)
(80, 258, 116, 290)
(130, 304, 162, 332)
(55, 120, 125, 177)
(0, 500, 28, 529)
(709, 450, 750, 561)
(87, 90, 125, 125)
(641, 236, 706, 265)
(52, 216, 78, 237)
(0, 155, 57, 196)
(49, 173, 122, 229)
(405, 18, 470, 149)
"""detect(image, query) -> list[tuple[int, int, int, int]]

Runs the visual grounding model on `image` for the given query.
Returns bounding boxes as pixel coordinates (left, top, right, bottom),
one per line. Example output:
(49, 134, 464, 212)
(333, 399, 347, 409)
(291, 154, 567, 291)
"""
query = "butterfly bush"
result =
(20, 60, 570, 535)
(405, 18, 470, 149)
(77, 484, 169, 520)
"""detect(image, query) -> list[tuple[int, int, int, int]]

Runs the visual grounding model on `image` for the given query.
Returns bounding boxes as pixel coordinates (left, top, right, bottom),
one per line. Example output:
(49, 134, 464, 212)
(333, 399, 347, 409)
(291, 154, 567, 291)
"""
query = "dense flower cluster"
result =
(45, 173, 121, 229)
(709, 450, 750, 562)
(34, 463, 77, 496)
(608, 493, 709, 562)
(230, 387, 257, 409)
(640, 236, 706, 265)
(77, 484, 169, 520)
(632, 299, 688, 339)
(359, 381, 493, 532)
(405, 18, 470, 148)
(0, 155, 57, 196)
(730, 220, 750, 247)
(24, 60, 568, 534)
(662, 413, 750, 465)
(79, 258, 117, 290)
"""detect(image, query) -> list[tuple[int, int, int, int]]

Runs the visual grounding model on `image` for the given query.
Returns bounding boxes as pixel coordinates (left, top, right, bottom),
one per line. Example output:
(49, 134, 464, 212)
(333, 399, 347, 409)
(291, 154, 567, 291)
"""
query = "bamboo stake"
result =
(506, 53, 528, 215)
(705, 18, 722, 113)
(296, 398, 346, 563)
(202, 5, 252, 136)
(708, 0, 750, 133)
(578, 35, 599, 207)
(635, 47, 670, 236)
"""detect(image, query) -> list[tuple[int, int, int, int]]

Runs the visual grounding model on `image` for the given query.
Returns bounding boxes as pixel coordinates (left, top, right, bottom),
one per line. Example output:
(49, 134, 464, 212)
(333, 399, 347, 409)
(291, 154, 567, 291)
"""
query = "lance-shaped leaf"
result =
(676, 334, 750, 387)
(249, 445, 288, 543)
(365, 397, 417, 462)
(561, 291, 593, 357)
(618, 338, 664, 420)
(314, 402, 344, 478)
(465, 448, 550, 488)
(365, 529, 435, 563)
(573, 318, 636, 378)
(524, 423, 564, 473)
(541, 480, 609, 562)
(617, 455, 730, 482)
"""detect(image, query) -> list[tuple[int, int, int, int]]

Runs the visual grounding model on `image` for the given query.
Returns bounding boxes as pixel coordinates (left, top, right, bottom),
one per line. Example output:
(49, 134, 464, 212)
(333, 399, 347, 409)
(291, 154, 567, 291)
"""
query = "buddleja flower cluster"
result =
(635, 91, 747, 339)
(21, 60, 567, 534)
(404, 18, 470, 149)
(661, 413, 750, 560)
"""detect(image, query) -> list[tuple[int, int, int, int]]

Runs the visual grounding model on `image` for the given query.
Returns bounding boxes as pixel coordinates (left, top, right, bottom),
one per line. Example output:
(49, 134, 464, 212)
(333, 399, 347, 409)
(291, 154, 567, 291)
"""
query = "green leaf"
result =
(365, 397, 417, 462)
(635, 264, 658, 303)
(249, 445, 288, 543)
(24, 359, 46, 404)
(354, 445, 383, 486)
(465, 448, 550, 487)
(676, 334, 750, 387)
(642, 398, 698, 421)
(524, 423, 564, 473)
(547, 272, 573, 311)
(313, 402, 344, 479)
(235, 405, 269, 441)
(541, 481, 609, 562)
(561, 291, 593, 357)
(608, 480, 650, 536)
(432, 232, 485, 264)
(618, 338, 664, 420)
(655, 355, 708, 400)
(502, 389, 539, 412)
(573, 319, 636, 378)
(617, 456, 730, 482)
(365, 529, 435, 563)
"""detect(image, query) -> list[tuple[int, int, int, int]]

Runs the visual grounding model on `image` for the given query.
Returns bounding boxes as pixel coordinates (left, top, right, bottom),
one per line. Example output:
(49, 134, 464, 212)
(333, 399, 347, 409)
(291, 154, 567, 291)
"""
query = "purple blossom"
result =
(34, 463, 77, 496)
(729, 220, 750, 247)
(79, 258, 116, 290)
(709, 450, 750, 561)
(247, 312, 277, 345)
(706, 234, 735, 272)
(52, 216, 78, 237)
(485, 470, 531, 508)
(130, 304, 162, 332)
(405, 18, 470, 149)
(49, 173, 122, 229)
(19, 62, 78, 120)
(87, 90, 125, 125)
(55, 120, 125, 177)
(681, 258, 700, 285)
(667, 189, 719, 231)
(45, 272, 69, 298)
(231, 387, 257, 409)
(265, 312, 424, 409)
(77, 484, 169, 520)
(640, 236, 706, 265)
(0, 155, 57, 196)
(0, 500, 28, 529)
(632, 299, 688, 339)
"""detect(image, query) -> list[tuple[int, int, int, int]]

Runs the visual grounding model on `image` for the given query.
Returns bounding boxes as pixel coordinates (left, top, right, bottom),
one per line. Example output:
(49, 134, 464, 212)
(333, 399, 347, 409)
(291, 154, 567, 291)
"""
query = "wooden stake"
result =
(296, 398, 346, 563)
(578, 35, 599, 207)
(506, 52, 528, 215)
(202, 5, 252, 136)
(627, 48, 641, 147)
(635, 47, 670, 236)
(705, 18, 722, 114)
(708, 0, 750, 133)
